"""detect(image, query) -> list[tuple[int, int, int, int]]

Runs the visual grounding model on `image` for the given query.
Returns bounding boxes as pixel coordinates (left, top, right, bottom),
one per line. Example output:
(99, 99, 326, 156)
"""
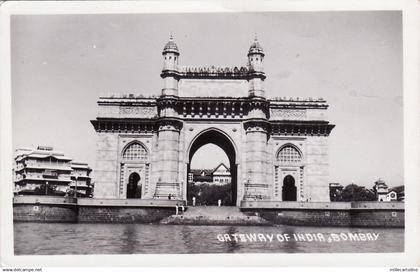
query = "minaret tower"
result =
(161, 34, 180, 97)
(155, 35, 183, 199)
(247, 35, 266, 98)
(244, 35, 270, 200)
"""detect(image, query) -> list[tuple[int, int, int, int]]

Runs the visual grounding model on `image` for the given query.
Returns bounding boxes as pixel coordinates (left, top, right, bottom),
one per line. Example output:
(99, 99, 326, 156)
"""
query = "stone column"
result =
(305, 136, 330, 202)
(154, 118, 183, 199)
(243, 119, 270, 200)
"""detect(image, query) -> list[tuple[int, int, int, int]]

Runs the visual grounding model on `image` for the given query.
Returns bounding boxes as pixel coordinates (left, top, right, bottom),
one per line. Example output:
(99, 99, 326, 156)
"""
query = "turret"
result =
(247, 35, 266, 98)
(248, 36, 264, 72)
(161, 35, 180, 96)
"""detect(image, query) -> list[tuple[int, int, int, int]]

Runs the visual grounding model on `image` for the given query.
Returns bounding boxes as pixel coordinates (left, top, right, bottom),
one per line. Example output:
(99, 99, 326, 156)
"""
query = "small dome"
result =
(163, 35, 179, 55)
(248, 36, 264, 56)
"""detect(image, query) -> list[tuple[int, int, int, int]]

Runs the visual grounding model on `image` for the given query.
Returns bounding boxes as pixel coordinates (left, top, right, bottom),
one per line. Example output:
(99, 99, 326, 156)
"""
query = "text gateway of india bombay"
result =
(91, 35, 335, 206)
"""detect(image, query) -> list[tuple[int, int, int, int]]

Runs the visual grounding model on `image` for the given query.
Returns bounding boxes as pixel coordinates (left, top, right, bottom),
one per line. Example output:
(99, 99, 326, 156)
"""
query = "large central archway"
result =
(187, 129, 238, 206)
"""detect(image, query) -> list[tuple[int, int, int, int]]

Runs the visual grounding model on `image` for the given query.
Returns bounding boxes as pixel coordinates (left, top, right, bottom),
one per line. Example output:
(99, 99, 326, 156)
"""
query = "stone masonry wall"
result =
(255, 209, 351, 227)
(305, 136, 330, 202)
(78, 206, 174, 223)
(248, 209, 404, 227)
(95, 133, 119, 198)
(350, 210, 404, 227)
(178, 79, 248, 97)
(14, 204, 78, 223)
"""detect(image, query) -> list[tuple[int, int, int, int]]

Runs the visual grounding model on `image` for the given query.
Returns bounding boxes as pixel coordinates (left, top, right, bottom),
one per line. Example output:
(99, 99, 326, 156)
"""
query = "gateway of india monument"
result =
(91, 36, 335, 206)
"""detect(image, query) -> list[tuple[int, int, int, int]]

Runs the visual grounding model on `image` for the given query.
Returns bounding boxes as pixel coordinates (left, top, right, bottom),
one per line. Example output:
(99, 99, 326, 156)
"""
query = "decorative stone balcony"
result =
(178, 65, 251, 79)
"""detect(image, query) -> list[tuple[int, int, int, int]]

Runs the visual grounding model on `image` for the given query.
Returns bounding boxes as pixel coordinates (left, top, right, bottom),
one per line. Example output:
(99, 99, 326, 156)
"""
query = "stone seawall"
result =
(12, 196, 404, 227)
(241, 201, 404, 227)
(78, 207, 174, 223)
(13, 196, 181, 223)
(350, 210, 404, 227)
(248, 210, 351, 227)
(77, 198, 181, 223)
(13, 196, 78, 223)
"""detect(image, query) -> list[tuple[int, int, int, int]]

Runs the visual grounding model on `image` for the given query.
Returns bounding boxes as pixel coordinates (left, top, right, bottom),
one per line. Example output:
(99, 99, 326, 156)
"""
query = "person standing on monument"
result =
(192, 196, 196, 206)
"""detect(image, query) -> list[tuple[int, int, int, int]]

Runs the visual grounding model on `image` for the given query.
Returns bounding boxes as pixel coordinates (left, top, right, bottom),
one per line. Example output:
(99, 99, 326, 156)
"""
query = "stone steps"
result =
(160, 206, 271, 226)
(183, 206, 245, 216)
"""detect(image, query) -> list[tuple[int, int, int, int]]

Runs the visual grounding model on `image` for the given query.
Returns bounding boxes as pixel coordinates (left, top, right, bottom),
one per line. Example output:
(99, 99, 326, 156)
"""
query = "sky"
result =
(11, 11, 403, 187)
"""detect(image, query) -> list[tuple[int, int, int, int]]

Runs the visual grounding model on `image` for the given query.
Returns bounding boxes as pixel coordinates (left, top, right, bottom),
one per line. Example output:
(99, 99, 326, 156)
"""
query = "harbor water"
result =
(14, 223, 404, 255)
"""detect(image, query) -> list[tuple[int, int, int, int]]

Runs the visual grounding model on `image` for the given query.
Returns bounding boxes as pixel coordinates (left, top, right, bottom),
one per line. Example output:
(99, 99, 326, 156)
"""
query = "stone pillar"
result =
(154, 118, 183, 199)
(248, 76, 265, 98)
(94, 132, 119, 199)
(243, 119, 270, 200)
(306, 136, 330, 202)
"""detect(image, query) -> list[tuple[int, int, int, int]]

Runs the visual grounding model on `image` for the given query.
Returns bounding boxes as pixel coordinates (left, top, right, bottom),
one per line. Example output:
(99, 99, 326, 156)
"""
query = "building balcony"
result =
(15, 176, 72, 184)
(70, 174, 91, 179)
(23, 163, 72, 171)
(15, 164, 26, 171)
(69, 181, 90, 188)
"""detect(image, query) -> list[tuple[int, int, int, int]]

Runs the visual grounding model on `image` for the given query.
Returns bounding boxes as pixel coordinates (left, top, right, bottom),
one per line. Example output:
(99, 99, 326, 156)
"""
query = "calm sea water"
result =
(14, 223, 404, 255)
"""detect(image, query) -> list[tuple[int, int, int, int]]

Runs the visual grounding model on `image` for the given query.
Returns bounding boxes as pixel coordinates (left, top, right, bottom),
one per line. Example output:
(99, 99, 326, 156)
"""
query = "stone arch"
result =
(186, 127, 239, 164)
(119, 140, 150, 199)
(121, 141, 149, 161)
(274, 143, 305, 201)
(186, 128, 239, 206)
(276, 143, 303, 163)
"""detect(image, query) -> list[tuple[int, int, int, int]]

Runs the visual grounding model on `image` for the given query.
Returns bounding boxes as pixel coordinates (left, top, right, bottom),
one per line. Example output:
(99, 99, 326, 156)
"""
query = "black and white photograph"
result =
(0, 0, 419, 268)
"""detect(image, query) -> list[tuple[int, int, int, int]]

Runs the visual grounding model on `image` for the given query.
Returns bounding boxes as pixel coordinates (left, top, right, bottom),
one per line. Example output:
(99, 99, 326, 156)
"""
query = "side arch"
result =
(119, 140, 150, 199)
(274, 143, 305, 201)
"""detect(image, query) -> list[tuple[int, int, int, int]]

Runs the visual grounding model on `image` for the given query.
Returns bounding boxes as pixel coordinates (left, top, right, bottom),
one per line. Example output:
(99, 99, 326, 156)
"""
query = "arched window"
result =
(122, 142, 148, 160)
(277, 145, 302, 163)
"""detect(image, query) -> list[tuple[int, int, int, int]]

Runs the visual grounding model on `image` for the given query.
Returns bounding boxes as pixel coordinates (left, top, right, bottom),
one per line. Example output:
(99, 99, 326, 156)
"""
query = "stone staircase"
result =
(160, 206, 271, 226)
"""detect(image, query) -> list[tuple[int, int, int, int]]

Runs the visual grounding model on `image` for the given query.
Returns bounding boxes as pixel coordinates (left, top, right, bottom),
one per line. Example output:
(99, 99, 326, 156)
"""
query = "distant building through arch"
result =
(188, 163, 231, 185)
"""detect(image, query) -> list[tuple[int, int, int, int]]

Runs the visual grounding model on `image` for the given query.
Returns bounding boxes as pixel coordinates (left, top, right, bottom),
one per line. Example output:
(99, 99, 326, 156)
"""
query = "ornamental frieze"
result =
(157, 118, 183, 131)
(178, 65, 249, 78)
(119, 106, 157, 117)
(91, 120, 157, 133)
(270, 109, 306, 120)
(243, 119, 270, 133)
(270, 122, 335, 136)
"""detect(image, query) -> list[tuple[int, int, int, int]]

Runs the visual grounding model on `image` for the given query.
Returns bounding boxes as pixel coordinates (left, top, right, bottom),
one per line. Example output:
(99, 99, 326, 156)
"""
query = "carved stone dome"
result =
(163, 35, 179, 55)
(248, 37, 264, 56)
